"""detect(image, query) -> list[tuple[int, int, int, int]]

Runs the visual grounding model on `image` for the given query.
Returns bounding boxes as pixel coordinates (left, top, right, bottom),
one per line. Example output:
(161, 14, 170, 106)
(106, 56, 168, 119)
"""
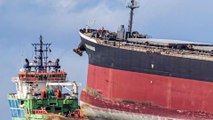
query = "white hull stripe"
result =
(79, 32, 97, 43)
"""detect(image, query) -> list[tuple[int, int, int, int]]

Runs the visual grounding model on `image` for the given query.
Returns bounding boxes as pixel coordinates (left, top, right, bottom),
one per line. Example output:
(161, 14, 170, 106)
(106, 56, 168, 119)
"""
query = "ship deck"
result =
(82, 32, 213, 62)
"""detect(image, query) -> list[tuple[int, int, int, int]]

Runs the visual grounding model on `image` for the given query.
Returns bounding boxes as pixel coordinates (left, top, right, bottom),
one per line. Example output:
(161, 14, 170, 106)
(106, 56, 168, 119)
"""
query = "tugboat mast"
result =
(128, 0, 140, 35)
(39, 36, 43, 68)
(32, 35, 51, 72)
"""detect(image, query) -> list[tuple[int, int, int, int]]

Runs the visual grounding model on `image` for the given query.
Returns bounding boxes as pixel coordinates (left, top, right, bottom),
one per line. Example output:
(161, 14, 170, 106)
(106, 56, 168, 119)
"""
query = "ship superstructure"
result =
(74, 0, 213, 119)
(8, 36, 82, 120)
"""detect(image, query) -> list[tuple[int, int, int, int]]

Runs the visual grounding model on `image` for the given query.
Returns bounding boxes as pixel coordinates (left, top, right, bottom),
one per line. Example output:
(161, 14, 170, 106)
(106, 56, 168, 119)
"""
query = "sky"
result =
(1, 0, 213, 119)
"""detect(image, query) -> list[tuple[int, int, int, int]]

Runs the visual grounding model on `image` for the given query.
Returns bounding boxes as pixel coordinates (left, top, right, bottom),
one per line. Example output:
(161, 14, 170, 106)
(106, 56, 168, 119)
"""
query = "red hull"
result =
(86, 64, 213, 113)
(81, 90, 213, 119)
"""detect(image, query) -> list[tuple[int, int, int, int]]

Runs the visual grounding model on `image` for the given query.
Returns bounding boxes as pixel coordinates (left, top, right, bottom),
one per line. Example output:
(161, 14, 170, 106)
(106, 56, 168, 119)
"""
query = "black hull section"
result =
(80, 36, 213, 83)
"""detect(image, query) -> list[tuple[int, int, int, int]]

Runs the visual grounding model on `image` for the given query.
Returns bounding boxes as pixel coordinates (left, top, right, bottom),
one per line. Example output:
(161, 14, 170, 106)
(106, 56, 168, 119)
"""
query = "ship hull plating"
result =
(80, 98, 179, 120)
(80, 33, 213, 119)
(80, 90, 213, 120)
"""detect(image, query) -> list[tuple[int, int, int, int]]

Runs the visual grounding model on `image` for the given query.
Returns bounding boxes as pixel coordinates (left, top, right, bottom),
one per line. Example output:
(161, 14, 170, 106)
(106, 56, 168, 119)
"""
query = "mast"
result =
(32, 35, 51, 72)
(39, 36, 43, 68)
(127, 0, 140, 35)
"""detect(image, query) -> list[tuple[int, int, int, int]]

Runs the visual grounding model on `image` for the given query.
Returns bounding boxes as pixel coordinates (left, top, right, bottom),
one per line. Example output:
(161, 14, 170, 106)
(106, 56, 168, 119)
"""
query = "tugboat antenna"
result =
(127, 0, 140, 35)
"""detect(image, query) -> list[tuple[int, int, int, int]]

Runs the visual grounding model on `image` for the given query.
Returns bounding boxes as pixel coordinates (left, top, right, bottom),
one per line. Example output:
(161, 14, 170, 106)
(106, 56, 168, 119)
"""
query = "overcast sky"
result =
(1, 0, 213, 119)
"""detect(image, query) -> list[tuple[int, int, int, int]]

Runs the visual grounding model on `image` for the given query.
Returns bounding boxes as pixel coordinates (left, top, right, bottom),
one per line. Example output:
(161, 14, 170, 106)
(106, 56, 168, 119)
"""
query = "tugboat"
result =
(8, 36, 84, 120)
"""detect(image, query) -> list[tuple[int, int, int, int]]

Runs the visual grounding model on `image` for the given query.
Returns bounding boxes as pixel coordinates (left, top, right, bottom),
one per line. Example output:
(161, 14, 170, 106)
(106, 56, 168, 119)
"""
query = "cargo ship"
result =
(8, 36, 85, 120)
(74, 0, 213, 119)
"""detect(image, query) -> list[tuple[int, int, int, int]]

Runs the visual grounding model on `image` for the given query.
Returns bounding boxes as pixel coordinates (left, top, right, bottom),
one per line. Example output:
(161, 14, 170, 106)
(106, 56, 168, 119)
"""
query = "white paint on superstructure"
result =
(12, 77, 66, 99)
(14, 80, 47, 99)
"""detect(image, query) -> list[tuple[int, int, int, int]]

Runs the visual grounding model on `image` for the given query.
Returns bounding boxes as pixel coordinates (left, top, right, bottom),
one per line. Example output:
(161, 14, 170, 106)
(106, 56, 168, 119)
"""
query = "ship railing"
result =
(98, 40, 213, 61)
(84, 31, 213, 60)
(19, 79, 66, 82)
